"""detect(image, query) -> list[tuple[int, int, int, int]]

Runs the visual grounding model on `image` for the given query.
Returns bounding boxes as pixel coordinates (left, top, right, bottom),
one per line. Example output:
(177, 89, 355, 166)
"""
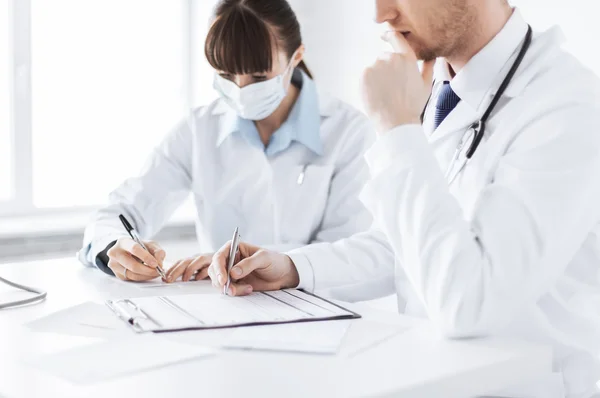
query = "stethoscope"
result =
(421, 25, 533, 185)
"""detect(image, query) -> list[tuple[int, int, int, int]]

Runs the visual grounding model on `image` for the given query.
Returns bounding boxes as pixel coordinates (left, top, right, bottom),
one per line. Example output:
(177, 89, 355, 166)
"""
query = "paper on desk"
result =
(340, 321, 411, 358)
(137, 280, 203, 288)
(224, 320, 352, 354)
(25, 335, 215, 384)
(26, 301, 131, 339)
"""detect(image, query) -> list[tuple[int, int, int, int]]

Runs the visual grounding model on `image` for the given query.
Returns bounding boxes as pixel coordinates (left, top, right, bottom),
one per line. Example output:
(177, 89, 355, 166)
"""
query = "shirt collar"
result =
(214, 69, 326, 156)
(436, 8, 530, 112)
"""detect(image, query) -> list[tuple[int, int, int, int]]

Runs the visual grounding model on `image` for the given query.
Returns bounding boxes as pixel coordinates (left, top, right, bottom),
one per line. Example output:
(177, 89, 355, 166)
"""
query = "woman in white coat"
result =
(78, 0, 373, 284)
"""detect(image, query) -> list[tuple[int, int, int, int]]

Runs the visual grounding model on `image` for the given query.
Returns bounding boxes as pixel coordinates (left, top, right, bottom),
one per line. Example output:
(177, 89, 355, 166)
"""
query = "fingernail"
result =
(245, 286, 253, 294)
(227, 287, 233, 296)
(232, 267, 242, 277)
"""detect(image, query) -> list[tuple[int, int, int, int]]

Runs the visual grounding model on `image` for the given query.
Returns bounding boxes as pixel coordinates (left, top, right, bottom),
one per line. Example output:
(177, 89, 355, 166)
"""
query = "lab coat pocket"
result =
(275, 164, 335, 244)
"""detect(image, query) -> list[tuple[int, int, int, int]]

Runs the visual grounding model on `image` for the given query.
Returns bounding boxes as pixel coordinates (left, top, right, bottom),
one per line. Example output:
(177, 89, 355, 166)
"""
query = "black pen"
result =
(119, 214, 167, 279)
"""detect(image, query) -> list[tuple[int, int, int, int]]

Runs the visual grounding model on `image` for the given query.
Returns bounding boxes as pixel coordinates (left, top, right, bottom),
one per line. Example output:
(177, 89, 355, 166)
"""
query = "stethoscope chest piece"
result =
(466, 120, 486, 159)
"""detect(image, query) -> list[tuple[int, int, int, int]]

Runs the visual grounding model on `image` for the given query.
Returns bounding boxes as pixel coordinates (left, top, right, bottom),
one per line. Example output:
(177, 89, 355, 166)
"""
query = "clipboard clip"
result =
(105, 299, 161, 333)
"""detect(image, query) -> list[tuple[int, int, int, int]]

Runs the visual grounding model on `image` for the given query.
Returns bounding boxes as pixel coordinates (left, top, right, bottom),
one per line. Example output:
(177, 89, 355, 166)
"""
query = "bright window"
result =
(31, 0, 187, 208)
(0, 0, 11, 201)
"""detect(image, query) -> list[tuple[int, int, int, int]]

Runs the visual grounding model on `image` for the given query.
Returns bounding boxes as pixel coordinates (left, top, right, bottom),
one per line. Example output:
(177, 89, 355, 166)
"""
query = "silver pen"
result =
(119, 214, 167, 279)
(224, 227, 240, 295)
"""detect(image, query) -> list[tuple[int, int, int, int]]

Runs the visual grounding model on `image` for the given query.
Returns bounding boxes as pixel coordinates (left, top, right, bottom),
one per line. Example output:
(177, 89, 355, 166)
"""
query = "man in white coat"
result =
(206, 0, 600, 396)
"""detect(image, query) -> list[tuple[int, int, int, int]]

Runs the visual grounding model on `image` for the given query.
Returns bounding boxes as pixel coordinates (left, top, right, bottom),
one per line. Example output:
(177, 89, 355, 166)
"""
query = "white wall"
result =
(192, 0, 387, 112)
(289, 0, 387, 112)
(512, 0, 600, 77)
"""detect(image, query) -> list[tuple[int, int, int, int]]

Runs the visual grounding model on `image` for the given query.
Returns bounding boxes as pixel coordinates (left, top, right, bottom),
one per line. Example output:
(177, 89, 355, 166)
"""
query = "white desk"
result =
(0, 257, 552, 398)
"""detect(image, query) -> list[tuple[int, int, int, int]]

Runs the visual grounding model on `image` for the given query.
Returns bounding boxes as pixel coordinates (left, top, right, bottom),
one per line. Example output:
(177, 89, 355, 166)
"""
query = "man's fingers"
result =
(225, 282, 254, 297)
(224, 274, 282, 295)
(421, 59, 436, 87)
(210, 242, 231, 287)
(112, 251, 159, 277)
(240, 273, 282, 292)
(238, 241, 261, 258)
(183, 256, 210, 282)
(121, 239, 159, 268)
(208, 265, 218, 287)
(382, 31, 416, 59)
(229, 251, 269, 280)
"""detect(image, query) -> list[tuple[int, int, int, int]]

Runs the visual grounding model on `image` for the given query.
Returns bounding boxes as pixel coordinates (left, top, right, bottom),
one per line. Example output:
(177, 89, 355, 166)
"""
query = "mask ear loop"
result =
(283, 48, 302, 85)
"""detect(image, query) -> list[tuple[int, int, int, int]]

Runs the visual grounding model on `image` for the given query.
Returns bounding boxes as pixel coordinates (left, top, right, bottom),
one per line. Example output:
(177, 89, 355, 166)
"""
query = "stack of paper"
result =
(224, 320, 352, 354)
(25, 335, 215, 384)
(26, 301, 131, 339)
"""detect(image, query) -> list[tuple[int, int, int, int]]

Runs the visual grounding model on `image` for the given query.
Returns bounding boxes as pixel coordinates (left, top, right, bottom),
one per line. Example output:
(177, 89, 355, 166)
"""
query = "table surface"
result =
(0, 257, 552, 398)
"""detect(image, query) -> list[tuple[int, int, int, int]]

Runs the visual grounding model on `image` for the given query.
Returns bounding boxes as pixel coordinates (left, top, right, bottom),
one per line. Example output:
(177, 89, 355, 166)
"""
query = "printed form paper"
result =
(110, 289, 357, 332)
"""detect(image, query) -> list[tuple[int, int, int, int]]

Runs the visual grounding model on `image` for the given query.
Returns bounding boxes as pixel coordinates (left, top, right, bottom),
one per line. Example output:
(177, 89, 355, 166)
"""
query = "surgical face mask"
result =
(213, 57, 296, 121)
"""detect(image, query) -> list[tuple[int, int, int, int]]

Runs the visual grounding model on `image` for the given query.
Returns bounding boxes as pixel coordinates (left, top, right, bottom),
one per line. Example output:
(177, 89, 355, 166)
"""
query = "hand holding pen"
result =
(105, 214, 167, 282)
(206, 233, 300, 297)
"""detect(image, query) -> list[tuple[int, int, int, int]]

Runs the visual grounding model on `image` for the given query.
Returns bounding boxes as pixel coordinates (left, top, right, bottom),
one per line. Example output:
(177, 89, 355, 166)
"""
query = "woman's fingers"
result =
(165, 259, 182, 280)
(108, 260, 157, 282)
(195, 267, 210, 281)
(145, 241, 167, 266)
(108, 260, 127, 280)
(183, 255, 211, 282)
(164, 254, 214, 283)
(111, 250, 159, 277)
(165, 258, 193, 283)
(118, 239, 160, 269)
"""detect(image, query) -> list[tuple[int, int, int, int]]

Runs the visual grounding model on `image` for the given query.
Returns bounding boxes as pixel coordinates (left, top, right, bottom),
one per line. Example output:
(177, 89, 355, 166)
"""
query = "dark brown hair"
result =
(205, 0, 313, 78)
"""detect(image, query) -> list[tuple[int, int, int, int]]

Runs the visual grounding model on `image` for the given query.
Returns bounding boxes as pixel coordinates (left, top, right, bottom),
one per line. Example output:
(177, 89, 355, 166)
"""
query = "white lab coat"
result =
(79, 86, 374, 267)
(290, 11, 600, 398)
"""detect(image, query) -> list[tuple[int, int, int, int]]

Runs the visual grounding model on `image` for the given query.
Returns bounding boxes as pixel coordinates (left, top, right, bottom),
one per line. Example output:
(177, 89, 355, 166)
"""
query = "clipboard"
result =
(105, 289, 360, 333)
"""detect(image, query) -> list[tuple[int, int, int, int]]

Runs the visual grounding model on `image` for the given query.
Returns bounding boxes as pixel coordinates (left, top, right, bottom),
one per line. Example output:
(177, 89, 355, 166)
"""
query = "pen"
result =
(224, 227, 240, 295)
(119, 214, 167, 280)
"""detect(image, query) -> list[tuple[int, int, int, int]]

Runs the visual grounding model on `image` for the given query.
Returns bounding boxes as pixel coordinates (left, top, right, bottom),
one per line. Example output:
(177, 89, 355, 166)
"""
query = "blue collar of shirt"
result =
(215, 70, 325, 157)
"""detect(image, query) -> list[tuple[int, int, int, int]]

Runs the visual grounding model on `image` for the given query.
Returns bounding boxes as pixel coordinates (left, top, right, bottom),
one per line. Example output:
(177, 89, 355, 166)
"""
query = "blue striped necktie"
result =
(434, 81, 461, 130)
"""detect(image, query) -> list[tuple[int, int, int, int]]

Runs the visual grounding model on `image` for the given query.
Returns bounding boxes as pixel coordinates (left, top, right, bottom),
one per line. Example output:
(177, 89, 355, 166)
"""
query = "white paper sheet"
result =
(137, 280, 197, 288)
(26, 301, 132, 339)
(340, 321, 411, 358)
(25, 335, 215, 384)
(224, 320, 352, 354)
(223, 320, 411, 356)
